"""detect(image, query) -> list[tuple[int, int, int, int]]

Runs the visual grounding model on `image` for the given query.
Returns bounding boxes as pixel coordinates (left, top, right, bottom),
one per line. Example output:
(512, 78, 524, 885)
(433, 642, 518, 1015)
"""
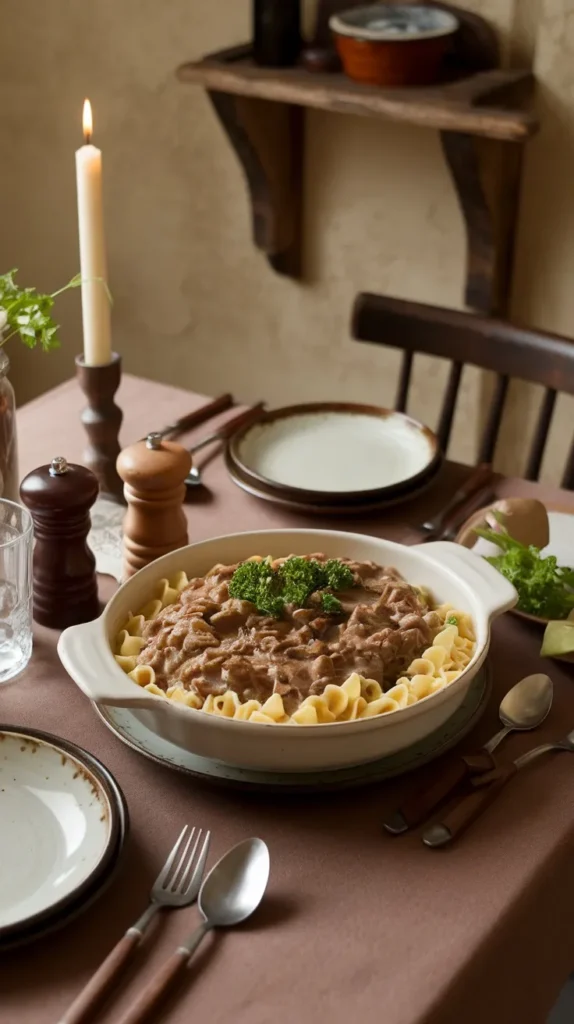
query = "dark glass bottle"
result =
(253, 0, 301, 68)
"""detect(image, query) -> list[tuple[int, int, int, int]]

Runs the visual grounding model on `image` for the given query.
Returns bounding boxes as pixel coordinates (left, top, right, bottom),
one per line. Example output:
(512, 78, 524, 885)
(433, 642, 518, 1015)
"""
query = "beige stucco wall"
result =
(0, 0, 572, 477)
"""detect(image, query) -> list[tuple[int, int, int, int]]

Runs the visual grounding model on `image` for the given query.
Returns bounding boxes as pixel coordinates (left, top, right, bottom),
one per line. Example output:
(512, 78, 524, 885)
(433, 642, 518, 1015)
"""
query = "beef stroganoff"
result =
(113, 555, 476, 725)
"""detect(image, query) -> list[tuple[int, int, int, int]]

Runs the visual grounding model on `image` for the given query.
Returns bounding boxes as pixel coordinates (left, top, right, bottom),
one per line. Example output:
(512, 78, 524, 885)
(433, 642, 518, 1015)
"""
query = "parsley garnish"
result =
(229, 556, 353, 617)
(321, 593, 343, 614)
(476, 518, 574, 620)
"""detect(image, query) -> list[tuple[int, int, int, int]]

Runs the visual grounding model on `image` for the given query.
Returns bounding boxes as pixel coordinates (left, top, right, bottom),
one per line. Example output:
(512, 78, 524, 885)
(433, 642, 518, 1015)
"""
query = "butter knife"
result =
(418, 463, 494, 542)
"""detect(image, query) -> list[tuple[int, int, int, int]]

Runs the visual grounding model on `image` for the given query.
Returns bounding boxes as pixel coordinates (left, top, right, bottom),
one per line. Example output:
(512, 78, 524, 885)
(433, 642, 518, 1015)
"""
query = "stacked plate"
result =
(226, 402, 441, 514)
(0, 726, 128, 950)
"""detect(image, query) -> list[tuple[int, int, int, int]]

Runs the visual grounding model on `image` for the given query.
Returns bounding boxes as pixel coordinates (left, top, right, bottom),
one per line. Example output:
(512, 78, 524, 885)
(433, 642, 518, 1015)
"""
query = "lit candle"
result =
(75, 99, 112, 366)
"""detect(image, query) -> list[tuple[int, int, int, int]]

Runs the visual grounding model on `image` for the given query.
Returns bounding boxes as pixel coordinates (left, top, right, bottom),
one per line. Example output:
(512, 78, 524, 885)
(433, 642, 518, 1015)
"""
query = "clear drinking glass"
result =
(0, 499, 33, 683)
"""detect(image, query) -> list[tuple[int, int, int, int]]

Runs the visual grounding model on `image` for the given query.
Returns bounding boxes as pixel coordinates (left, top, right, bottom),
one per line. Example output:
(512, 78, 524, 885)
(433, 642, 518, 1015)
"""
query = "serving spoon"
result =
(383, 673, 553, 834)
(117, 838, 270, 1024)
(423, 728, 574, 847)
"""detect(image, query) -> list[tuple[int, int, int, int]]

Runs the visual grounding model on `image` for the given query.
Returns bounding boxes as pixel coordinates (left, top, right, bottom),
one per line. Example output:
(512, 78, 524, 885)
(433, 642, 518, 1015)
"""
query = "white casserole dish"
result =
(58, 530, 516, 772)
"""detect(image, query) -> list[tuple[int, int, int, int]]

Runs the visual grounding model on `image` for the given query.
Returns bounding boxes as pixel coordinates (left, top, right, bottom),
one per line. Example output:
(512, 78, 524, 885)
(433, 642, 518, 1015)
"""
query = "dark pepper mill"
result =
(20, 457, 100, 629)
(253, 0, 301, 67)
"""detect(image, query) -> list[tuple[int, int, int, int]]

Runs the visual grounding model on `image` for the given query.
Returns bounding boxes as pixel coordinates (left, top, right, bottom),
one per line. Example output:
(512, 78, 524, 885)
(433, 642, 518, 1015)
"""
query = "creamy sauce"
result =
(137, 556, 441, 714)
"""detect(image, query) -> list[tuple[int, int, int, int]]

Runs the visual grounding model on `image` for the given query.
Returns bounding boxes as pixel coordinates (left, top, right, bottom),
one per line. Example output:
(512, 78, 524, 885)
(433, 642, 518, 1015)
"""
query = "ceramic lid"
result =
(330, 4, 459, 41)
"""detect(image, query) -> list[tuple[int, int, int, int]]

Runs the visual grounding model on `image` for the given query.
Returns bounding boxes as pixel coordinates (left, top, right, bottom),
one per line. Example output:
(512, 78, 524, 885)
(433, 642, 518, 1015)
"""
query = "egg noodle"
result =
(113, 570, 476, 725)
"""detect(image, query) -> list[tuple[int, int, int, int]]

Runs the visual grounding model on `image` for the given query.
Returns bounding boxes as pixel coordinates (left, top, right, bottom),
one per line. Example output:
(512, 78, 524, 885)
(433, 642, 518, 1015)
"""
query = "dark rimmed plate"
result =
(226, 402, 441, 514)
(94, 665, 490, 794)
(0, 727, 128, 949)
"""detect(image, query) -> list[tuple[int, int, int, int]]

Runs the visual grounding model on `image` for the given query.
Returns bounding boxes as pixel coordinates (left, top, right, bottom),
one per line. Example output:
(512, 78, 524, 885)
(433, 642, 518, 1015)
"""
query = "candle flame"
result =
(82, 98, 93, 143)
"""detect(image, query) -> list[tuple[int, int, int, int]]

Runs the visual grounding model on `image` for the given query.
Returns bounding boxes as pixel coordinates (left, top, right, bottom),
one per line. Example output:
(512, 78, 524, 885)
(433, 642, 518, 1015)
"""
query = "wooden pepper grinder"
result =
(20, 457, 100, 628)
(117, 433, 191, 579)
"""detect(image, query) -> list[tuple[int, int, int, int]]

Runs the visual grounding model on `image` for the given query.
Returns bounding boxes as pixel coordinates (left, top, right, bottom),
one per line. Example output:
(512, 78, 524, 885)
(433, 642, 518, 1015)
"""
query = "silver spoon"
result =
(483, 672, 553, 753)
(185, 403, 266, 487)
(185, 429, 230, 487)
(423, 728, 574, 848)
(383, 673, 553, 834)
(117, 838, 270, 1024)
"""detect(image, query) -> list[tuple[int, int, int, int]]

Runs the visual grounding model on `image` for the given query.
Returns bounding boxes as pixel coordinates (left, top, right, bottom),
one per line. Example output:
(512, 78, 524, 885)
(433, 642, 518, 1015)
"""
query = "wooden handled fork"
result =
(58, 825, 211, 1024)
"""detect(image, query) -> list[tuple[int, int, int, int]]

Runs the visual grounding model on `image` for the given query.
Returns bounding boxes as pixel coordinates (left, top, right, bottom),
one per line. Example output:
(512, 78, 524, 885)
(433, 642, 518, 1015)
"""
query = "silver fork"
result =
(59, 825, 211, 1024)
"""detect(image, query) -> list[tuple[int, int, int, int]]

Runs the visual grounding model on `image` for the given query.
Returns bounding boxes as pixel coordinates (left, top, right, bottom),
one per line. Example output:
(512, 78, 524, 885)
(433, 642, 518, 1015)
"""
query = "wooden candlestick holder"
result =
(75, 352, 125, 504)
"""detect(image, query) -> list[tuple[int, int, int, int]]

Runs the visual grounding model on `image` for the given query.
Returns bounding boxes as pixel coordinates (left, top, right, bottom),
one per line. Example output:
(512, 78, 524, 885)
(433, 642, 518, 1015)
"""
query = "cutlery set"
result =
(60, 828, 270, 1024)
(149, 393, 234, 442)
(149, 394, 266, 488)
(383, 672, 574, 847)
(417, 462, 496, 543)
(184, 402, 266, 486)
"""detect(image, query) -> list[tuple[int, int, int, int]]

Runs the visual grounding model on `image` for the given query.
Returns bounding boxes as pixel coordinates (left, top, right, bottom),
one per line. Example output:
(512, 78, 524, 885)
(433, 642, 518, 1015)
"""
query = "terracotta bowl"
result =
(330, 3, 459, 87)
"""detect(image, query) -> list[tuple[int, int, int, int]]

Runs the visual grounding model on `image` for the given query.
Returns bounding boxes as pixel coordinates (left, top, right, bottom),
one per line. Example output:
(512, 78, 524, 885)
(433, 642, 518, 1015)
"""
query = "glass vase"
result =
(0, 349, 19, 504)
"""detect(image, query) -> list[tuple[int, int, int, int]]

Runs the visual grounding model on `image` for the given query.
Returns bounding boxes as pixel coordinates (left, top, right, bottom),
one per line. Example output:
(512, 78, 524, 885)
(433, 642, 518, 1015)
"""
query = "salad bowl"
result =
(58, 529, 516, 772)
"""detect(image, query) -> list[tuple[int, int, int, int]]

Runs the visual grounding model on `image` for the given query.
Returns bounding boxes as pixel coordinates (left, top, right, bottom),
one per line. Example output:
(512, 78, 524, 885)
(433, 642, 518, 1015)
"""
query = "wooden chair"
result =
(351, 294, 574, 488)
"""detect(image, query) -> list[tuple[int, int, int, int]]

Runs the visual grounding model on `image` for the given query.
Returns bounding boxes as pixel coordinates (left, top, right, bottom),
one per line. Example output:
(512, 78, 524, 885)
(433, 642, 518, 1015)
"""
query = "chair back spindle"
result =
(525, 389, 557, 482)
(395, 351, 413, 414)
(437, 362, 463, 452)
(561, 438, 574, 491)
(478, 374, 509, 464)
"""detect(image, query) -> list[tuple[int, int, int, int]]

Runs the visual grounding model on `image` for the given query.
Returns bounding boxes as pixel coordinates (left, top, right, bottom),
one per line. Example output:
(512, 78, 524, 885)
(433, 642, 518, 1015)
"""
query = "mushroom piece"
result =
(484, 497, 549, 549)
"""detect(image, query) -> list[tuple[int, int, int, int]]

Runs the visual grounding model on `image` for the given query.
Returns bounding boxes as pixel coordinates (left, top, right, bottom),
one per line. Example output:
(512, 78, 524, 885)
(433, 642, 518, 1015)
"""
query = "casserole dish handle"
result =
(58, 619, 165, 709)
(413, 541, 517, 619)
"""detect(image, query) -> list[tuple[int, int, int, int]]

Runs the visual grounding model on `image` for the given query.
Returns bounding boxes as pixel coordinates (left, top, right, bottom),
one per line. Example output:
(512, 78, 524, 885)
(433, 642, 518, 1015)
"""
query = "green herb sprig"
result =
(476, 518, 574, 620)
(0, 269, 111, 352)
(228, 556, 354, 618)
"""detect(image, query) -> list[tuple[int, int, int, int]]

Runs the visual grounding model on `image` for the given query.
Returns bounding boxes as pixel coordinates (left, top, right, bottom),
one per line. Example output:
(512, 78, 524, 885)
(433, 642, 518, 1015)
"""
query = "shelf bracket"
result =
(208, 90, 304, 277)
(179, 22, 536, 304)
(441, 131, 524, 315)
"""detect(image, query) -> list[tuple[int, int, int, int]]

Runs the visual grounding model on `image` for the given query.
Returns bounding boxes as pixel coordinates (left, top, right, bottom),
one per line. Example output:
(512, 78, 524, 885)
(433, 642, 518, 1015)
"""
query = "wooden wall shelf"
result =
(179, 48, 535, 142)
(177, 4, 538, 314)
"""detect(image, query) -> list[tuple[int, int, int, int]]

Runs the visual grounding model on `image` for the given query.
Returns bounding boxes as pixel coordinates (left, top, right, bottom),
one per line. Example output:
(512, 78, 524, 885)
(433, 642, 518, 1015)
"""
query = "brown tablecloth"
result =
(3, 375, 574, 1024)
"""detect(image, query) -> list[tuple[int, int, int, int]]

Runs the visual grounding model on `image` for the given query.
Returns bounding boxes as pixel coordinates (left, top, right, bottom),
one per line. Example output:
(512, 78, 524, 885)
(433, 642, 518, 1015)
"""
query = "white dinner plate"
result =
(0, 729, 120, 935)
(94, 665, 490, 793)
(227, 403, 440, 504)
(538, 511, 574, 571)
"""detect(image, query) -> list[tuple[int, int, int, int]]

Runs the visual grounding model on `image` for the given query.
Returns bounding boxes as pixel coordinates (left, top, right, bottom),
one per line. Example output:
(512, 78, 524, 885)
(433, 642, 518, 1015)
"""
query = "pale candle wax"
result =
(75, 109, 112, 367)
